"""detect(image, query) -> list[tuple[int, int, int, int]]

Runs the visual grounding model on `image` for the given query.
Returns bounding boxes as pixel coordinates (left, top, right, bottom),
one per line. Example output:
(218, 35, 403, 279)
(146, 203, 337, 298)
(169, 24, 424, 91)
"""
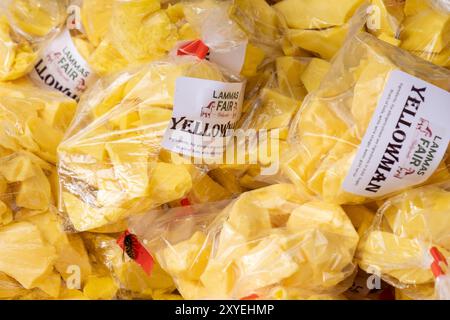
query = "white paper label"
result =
(343, 70, 450, 197)
(162, 77, 245, 159)
(30, 29, 94, 101)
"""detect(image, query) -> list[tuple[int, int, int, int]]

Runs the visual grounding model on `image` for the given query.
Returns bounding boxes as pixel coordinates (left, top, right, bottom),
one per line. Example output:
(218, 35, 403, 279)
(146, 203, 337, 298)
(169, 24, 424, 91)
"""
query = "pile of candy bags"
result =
(0, 0, 449, 300)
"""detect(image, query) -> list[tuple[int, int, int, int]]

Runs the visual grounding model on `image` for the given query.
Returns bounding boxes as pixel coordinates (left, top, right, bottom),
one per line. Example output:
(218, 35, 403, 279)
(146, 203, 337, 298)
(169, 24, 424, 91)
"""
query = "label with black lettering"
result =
(162, 77, 245, 159)
(343, 70, 450, 197)
(30, 29, 94, 101)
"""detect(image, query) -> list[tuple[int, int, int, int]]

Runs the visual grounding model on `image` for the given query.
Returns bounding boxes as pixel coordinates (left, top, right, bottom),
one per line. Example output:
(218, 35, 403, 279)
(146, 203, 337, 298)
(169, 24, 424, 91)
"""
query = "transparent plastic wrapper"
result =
(130, 184, 359, 300)
(229, 55, 333, 190)
(399, 0, 449, 67)
(0, 81, 77, 225)
(58, 55, 244, 232)
(356, 183, 450, 300)
(80, 232, 181, 300)
(274, 0, 366, 59)
(286, 26, 450, 205)
(0, 0, 66, 81)
(178, 0, 280, 78)
(0, 206, 92, 300)
(367, 0, 450, 67)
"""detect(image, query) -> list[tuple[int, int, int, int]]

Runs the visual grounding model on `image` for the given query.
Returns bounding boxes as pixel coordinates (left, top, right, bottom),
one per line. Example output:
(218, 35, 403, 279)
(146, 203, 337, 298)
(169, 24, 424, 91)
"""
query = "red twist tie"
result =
(430, 247, 448, 278)
(177, 40, 210, 60)
(117, 230, 154, 276)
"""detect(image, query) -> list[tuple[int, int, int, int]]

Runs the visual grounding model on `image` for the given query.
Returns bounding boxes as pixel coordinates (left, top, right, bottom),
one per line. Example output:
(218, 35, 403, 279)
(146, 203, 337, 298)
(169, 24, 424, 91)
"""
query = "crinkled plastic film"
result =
(356, 182, 450, 300)
(0, 81, 98, 300)
(130, 183, 359, 300)
(81, 232, 180, 300)
(0, 0, 66, 81)
(57, 56, 243, 232)
(286, 28, 450, 205)
(274, 0, 367, 59)
(367, 0, 449, 67)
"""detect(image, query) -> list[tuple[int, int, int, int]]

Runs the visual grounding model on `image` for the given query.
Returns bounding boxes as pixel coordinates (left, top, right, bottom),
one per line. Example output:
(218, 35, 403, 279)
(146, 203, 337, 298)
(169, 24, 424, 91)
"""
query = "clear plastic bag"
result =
(286, 26, 450, 205)
(368, 0, 449, 67)
(356, 182, 450, 300)
(130, 183, 359, 300)
(81, 232, 180, 300)
(274, 0, 366, 59)
(0, 0, 66, 81)
(0, 206, 93, 299)
(0, 81, 77, 225)
(57, 55, 244, 232)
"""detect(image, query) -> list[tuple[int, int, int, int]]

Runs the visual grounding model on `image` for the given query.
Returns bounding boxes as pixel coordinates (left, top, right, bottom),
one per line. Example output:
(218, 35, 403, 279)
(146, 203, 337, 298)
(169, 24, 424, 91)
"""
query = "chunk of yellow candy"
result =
(358, 231, 436, 285)
(8, 0, 63, 37)
(288, 24, 349, 60)
(62, 192, 127, 232)
(235, 236, 299, 296)
(0, 221, 57, 289)
(81, 0, 114, 47)
(276, 56, 308, 100)
(230, 0, 281, 40)
(274, 0, 364, 29)
(0, 16, 36, 81)
(369, 0, 404, 38)
(160, 231, 211, 281)
(16, 165, 51, 211)
(400, 8, 449, 53)
(83, 276, 118, 300)
(0, 200, 13, 226)
(0, 154, 35, 182)
(147, 162, 192, 206)
(300, 58, 331, 93)
(241, 43, 266, 78)
(105, 142, 151, 199)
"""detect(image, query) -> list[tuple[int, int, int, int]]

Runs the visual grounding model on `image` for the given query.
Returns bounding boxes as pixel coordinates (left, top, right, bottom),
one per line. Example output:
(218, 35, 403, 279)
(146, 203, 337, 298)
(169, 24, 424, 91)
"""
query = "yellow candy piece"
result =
(288, 24, 349, 60)
(274, 0, 364, 29)
(0, 154, 35, 182)
(83, 276, 118, 300)
(81, 0, 114, 47)
(0, 221, 57, 289)
(276, 56, 308, 100)
(8, 0, 63, 37)
(358, 231, 436, 285)
(241, 43, 266, 78)
(0, 200, 13, 226)
(357, 184, 450, 289)
(369, 0, 404, 38)
(300, 58, 331, 93)
(0, 16, 36, 81)
(230, 0, 281, 41)
(0, 272, 27, 299)
(400, 8, 450, 53)
(160, 231, 211, 281)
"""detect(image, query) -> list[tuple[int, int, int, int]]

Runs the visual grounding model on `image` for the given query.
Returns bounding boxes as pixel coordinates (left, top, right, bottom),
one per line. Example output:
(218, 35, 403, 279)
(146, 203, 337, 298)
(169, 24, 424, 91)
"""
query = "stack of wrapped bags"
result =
(0, 0, 449, 300)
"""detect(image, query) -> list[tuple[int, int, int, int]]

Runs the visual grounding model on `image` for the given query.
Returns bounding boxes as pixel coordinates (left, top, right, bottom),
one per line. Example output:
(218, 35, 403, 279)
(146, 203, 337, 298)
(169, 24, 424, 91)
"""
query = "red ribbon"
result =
(430, 247, 448, 278)
(117, 230, 154, 276)
(177, 40, 210, 60)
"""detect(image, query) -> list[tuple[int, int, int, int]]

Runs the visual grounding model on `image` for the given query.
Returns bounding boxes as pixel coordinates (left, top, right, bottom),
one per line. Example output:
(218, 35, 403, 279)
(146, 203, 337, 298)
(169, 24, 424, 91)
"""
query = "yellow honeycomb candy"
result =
(58, 57, 237, 231)
(300, 58, 331, 93)
(357, 184, 450, 290)
(137, 183, 359, 299)
(274, 0, 364, 29)
(286, 30, 450, 204)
